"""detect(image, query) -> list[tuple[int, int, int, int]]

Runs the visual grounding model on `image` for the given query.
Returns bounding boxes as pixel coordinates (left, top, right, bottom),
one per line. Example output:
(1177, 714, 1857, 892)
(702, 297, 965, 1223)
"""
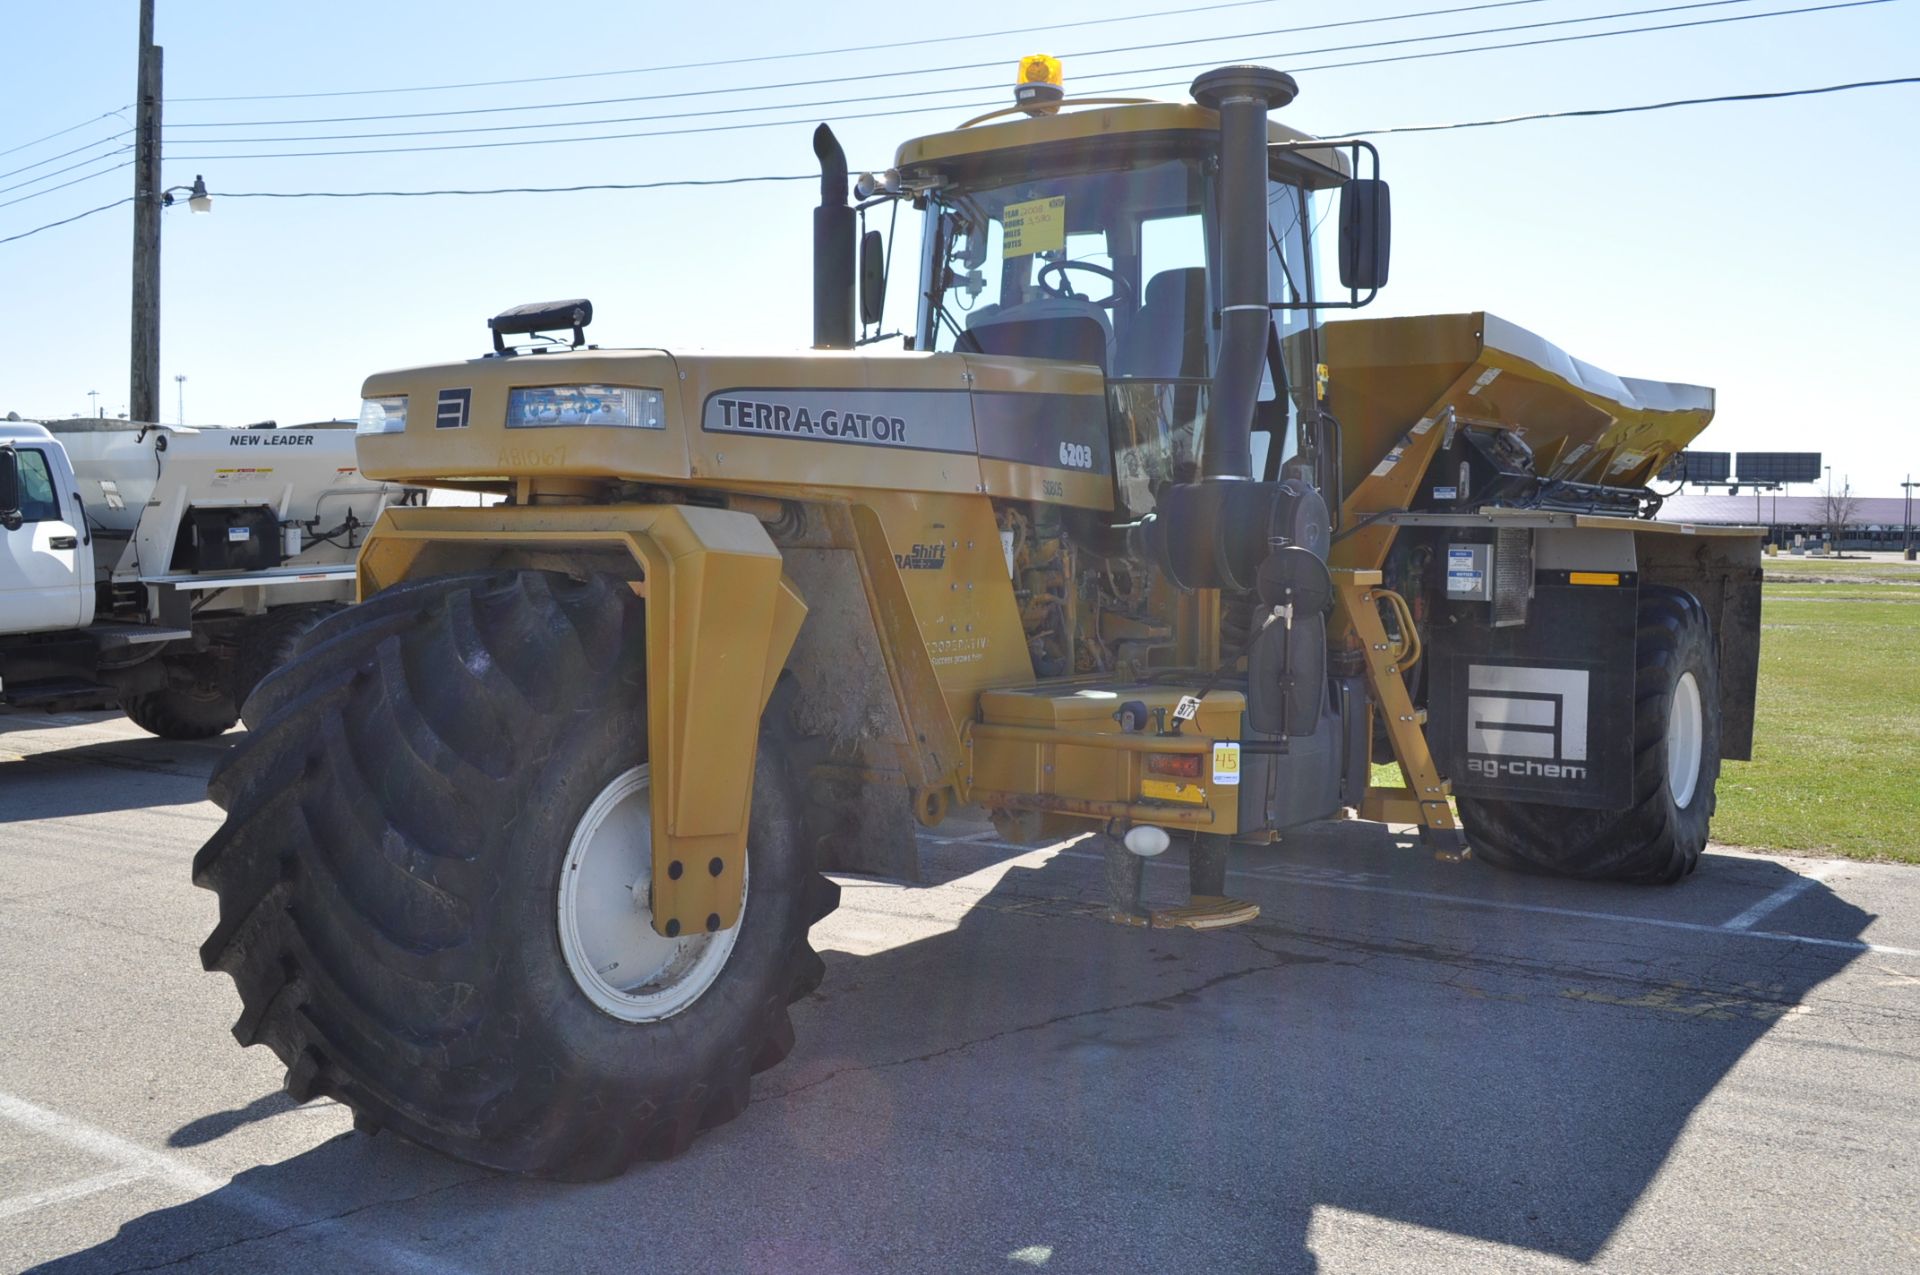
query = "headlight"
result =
(506, 386, 666, 429)
(356, 395, 408, 435)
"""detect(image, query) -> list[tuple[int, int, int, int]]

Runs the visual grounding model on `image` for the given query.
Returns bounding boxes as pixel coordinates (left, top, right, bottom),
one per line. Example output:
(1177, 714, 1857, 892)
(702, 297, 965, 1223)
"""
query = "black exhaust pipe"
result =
(812, 124, 856, 351)
(1190, 66, 1298, 479)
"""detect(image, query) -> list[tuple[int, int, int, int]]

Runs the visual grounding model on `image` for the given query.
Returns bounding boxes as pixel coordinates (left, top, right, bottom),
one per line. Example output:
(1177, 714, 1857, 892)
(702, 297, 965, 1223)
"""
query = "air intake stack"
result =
(1191, 65, 1298, 481)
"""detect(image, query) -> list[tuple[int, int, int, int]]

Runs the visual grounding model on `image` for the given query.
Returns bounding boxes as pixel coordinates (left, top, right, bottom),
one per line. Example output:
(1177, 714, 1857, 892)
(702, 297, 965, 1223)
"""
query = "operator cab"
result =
(895, 67, 1357, 518)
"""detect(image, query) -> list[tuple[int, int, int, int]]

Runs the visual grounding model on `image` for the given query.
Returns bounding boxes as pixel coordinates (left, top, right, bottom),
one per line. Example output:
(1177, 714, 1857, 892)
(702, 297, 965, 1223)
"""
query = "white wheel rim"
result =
(1667, 671, 1704, 810)
(556, 764, 744, 1022)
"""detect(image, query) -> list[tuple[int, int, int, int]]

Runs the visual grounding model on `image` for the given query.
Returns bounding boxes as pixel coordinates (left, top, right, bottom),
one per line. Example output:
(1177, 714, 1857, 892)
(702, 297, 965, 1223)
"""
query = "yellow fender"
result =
(357, 503, 806, 936)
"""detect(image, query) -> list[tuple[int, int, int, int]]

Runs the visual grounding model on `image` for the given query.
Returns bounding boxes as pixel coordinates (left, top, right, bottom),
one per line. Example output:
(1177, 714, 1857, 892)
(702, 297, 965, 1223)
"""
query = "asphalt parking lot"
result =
(3, 710, 1917, 1274)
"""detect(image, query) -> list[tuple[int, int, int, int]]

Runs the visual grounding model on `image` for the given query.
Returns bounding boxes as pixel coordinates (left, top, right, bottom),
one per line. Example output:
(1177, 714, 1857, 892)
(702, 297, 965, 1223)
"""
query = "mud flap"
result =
(1428, 582, 1637, 810)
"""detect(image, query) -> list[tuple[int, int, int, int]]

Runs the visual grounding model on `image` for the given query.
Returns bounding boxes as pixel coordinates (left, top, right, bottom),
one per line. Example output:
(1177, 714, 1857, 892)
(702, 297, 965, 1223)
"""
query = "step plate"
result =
(1149, 895, 1260, 931)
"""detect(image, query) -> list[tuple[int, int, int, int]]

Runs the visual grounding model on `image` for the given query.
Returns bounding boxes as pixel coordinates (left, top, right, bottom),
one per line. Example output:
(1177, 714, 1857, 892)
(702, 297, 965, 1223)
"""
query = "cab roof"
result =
(0, 421, 55, 444)
(894, 100, 1351, 187)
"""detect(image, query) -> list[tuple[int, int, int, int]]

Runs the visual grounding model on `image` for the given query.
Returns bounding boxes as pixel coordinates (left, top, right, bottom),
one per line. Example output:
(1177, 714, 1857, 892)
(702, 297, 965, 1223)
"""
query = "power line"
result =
(167, 0, 1721, 146)
(0, 159, 134, 211)
(0, 197, 133, 247)
(1263, 0, 1894, 82)
(218, 174, 820, 198)
(1341, 73, 1920, 133)
(0, 129, 136, 182)
(0, 146, 135, 198)
(8, 73, 1912, 245)
(204, 76, 1920, 202)
(169, 0, 1564, 127)
(0, 108, 132, 160)
(166, 0, 1491, 104)
(171, 79, 986, 147)
(163, 0, 1896, 162)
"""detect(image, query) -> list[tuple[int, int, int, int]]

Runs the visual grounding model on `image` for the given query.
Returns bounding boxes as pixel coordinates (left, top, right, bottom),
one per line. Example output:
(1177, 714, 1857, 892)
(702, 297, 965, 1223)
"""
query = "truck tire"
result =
(121, 657, 240, 740)
(233, 602, 344, 726)
(193, 570, 838, 1178)
(1456, 586, 1719, 885)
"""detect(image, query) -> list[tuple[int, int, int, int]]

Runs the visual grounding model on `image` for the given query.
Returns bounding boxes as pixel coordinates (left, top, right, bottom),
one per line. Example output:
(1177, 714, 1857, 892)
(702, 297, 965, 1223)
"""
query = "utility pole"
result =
(129, 0, 162, 427)
(1903, 475, 1916, 561)
(174, 373, 187, 425)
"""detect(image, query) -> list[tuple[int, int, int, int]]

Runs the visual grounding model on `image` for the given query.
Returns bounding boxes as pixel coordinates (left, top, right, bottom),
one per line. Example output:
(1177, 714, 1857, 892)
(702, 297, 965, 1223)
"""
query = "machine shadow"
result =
(33, 841, 1870, 1274)
(761, 844, 1875, 1269)
(0, 729, 229, 823)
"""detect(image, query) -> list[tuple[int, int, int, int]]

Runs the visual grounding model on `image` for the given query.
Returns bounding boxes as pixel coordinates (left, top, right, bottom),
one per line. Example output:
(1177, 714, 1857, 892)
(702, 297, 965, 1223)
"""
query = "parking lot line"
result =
(0, 1091, 223, 1198)
(1051, 850, 1920, 959)
(0, 1091, 476, 1275)
(1722, 864, 1838, 931)
(0, 1166, 146, 1222)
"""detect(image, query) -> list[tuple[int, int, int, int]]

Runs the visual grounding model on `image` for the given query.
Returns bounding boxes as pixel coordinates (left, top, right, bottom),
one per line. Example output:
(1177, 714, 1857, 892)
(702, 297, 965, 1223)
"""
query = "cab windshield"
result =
(918, 146, 1324, 513)
(921, 156, 1214, 381)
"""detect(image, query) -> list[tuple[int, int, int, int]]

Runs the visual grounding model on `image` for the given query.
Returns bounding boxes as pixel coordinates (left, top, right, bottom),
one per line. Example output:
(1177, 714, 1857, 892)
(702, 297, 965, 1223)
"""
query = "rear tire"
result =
(1457, 585, 1720, 885)
(233, 603, 344, 725)
(121, 657, 239, 740)
(193, 570, 838, 1178)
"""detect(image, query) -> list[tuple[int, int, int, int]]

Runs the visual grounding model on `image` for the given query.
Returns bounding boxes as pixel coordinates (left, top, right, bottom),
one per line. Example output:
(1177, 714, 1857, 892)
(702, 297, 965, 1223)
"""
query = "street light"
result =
(160, 175, 212, 214)
(174, 374, 187, 426)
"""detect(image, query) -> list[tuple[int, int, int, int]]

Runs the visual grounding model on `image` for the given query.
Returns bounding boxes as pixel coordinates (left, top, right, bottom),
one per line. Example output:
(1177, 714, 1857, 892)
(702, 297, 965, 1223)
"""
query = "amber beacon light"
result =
(1014, 54, 1064, 113)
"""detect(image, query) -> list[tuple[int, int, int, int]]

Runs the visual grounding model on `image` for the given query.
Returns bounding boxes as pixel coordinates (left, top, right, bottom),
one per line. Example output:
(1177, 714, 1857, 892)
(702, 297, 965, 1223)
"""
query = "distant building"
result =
(1656, 493, 1913, 550)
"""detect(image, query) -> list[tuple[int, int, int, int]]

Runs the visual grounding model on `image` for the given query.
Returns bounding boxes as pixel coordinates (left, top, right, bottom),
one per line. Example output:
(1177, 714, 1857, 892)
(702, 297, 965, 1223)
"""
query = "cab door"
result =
(0, 446, 91, 633)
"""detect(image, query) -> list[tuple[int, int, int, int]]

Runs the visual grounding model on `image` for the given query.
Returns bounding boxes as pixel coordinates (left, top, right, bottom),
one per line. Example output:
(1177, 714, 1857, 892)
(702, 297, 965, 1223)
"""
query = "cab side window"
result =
(14, 448, 62, 523)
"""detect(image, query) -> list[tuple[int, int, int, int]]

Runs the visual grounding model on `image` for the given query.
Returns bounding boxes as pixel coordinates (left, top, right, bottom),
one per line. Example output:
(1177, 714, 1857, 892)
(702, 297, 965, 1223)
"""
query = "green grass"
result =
(1761, 554, 1920, 586)
(1369, 576, 1920, 863)
(1716, 580, 1920, 862)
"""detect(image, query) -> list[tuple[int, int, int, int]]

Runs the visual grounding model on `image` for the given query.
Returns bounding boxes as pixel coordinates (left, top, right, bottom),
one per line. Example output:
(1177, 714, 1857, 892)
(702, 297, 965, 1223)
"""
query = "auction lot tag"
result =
(1003, 196, 1065, 257)
(1173, 695, 1201, 722)
(1212, 742, 1241, 785)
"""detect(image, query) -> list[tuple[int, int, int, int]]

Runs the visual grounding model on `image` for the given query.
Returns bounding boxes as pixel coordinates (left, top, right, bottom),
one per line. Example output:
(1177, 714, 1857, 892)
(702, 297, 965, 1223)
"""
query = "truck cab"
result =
(0, 422, 95, 634)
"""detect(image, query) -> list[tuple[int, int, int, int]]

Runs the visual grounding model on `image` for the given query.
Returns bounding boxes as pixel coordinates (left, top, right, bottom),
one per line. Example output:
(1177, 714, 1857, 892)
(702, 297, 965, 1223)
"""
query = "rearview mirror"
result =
(0, 448, 21, 531)
(859, 229, 886, 327)
(1338, 178, 1391, 293)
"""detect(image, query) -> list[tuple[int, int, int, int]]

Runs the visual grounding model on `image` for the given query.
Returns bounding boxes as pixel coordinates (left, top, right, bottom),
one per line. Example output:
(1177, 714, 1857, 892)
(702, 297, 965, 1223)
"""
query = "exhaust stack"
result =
(812, 124, 856, 351)
(1190, 66, 1298, 480)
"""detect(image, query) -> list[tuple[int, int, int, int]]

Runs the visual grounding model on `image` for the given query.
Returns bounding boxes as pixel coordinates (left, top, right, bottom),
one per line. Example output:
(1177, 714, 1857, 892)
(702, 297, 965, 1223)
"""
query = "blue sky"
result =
(2, 0, 1915, 494)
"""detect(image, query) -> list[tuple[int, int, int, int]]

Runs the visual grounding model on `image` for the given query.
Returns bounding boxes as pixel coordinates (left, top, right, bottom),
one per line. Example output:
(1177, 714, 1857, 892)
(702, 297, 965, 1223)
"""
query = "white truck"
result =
(0, 417, 406, 738)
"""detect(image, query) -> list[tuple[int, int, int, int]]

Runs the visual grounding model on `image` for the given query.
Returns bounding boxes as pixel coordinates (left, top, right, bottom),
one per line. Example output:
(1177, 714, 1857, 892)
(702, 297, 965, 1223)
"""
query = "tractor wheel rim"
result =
(557, 764, 744, 1023)
(1667, 671, 1704, 810)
